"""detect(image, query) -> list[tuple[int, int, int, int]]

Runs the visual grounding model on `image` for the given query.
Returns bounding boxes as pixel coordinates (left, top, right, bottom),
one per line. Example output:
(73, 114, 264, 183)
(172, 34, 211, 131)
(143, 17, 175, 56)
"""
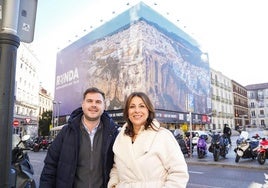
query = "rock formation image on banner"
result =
(54, 2, 210, 116)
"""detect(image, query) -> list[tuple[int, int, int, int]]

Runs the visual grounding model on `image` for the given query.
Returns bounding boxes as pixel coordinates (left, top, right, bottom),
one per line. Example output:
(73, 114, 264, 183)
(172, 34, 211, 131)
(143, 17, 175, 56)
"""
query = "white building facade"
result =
(246, 83, 268, 128)
(13, 43, 40, 137)
(210, 68, 234, 131)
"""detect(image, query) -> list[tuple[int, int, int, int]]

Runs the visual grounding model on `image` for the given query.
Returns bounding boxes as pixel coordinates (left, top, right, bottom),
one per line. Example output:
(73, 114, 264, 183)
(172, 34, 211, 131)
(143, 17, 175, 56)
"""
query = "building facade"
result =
(39, 87, 53, 118)
(53, 2, 211, 130)
(232, 80, 249, 130)
(13, 43, 40, 136)
(246, 83, 268, 128)
(13, 43, 53, 137)
(210, 69, 234, 131)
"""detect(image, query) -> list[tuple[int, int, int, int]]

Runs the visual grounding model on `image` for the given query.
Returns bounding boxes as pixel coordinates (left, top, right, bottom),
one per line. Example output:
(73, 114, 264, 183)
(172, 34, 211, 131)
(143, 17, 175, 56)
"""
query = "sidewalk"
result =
(185, 149, 268, 170)
(185, 128, 268, 170)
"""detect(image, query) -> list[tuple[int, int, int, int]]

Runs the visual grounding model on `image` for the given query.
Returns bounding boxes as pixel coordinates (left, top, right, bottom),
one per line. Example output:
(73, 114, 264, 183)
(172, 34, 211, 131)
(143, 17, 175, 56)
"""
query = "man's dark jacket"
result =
(39, 107, 118, 188)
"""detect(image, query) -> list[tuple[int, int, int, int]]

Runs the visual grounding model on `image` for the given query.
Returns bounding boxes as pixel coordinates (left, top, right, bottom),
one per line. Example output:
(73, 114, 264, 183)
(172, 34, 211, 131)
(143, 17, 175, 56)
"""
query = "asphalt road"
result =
(28, 127, 268, 187)
(188, 164, 267, 188)
(28, 150, 46, 186)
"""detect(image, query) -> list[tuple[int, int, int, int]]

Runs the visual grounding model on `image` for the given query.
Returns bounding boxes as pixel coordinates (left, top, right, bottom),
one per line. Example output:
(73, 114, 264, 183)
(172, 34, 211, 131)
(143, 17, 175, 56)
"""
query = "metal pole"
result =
(0, 1, 20, 187)
(189, 112, 192, 157)
(57, 102, 61, 126)
(52, 101, 56, 128)
(242, 115, 246, 131)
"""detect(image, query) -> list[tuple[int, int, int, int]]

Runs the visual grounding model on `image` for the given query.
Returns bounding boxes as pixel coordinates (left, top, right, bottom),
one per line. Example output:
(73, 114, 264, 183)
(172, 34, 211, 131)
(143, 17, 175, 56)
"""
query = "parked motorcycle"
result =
(197, 134, 207, 158)
(11, 134, 36, 188)
(208, 132, 229, 161)
(257, 137, 268, 165)
(185, 131, 209, 149)
(184, 132, 196, 153)
(32, 136, 50, 152)
(234, 131, 259, 163)
(174, 130, 190, 157)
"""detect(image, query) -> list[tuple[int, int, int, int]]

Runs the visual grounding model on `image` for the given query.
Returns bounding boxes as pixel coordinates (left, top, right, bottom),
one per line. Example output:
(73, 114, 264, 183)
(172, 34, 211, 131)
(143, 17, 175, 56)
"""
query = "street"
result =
(188, 164, 267, 188)
(28, 150, 46, 186)
(28, 149, 267, 188)
(28, 128, 268, 187)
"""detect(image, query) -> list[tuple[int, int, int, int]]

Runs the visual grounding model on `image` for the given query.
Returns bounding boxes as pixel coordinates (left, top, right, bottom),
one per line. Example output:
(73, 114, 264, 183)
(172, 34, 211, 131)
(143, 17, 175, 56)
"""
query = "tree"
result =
(38, 110, 52, 136)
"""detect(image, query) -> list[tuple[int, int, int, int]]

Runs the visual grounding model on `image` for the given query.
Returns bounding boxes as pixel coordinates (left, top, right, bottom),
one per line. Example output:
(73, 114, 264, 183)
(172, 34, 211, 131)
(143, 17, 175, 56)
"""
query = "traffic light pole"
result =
(0, 0, 20, 187)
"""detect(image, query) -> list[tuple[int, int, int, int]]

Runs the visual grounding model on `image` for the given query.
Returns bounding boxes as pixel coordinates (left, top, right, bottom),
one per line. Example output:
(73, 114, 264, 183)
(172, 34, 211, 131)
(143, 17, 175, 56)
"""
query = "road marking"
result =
(30, 159, 43, 163)
(188, 170, 204, 174)
(187, 183, 223, 188)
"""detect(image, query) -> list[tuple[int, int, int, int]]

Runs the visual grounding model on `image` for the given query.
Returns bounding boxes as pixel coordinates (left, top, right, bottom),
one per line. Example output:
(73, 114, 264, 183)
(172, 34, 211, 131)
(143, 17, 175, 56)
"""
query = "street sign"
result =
(0, 0, 38, 43)
(25, 118, 31, 124)
(17, 0, 38, 43)
(13, 120, 19, 127)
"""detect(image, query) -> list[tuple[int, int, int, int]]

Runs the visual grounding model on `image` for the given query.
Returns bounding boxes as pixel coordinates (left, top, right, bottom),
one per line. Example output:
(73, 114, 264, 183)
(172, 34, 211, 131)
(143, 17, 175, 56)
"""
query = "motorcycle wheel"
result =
(213, 149, 219, 161)
(257, 153, 266, 165)
(220, 148, 226, 158)
(33, 145, 40, 152)
(252, 151, 258, 159)
(235, 154, 240, 163)
(197, 148, 204, 159)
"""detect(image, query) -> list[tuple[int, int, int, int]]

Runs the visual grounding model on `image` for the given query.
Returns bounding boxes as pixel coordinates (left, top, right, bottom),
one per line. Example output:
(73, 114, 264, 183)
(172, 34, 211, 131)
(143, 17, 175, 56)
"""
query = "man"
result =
(40, 87, 118, 188)
(223, 123, 232, 146)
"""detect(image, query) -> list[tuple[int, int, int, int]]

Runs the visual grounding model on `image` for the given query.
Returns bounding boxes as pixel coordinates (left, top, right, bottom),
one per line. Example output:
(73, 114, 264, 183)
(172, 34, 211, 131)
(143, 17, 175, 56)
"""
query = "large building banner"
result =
(54, 2, 211, 118)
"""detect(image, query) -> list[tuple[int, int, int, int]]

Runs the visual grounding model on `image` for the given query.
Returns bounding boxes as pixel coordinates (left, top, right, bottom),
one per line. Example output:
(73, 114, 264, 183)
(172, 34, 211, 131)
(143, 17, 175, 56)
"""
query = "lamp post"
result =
(53, 101, 61, 127)
(57, 102, 61, 127)
(52, 101, 56, 128)
(0, 1, 20, 186)
(189, 111, 192, 157)
(187, 93, 194, 158)
(241, 115, 247, 131)
(0, 1, 37, 185)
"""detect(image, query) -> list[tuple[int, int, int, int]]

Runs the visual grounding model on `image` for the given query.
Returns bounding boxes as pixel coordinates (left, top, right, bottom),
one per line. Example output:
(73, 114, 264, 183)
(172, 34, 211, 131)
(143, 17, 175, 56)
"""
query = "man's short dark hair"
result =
(83, 87, 105, 100)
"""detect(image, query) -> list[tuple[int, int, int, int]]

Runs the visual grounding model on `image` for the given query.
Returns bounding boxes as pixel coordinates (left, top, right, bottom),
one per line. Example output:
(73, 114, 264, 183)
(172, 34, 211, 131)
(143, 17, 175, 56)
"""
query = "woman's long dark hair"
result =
(123, 92, 155, 137)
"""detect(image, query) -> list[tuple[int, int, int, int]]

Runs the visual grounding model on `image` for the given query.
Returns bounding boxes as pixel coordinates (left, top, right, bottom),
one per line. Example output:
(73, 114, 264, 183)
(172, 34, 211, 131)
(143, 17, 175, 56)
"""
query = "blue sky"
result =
(35, 0, 90, 34)
(32, 0, 268, 94)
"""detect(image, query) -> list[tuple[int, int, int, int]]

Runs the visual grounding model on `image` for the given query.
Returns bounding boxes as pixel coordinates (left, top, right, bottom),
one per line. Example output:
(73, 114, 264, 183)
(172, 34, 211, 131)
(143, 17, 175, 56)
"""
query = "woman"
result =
(108, 92, 189, 188)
